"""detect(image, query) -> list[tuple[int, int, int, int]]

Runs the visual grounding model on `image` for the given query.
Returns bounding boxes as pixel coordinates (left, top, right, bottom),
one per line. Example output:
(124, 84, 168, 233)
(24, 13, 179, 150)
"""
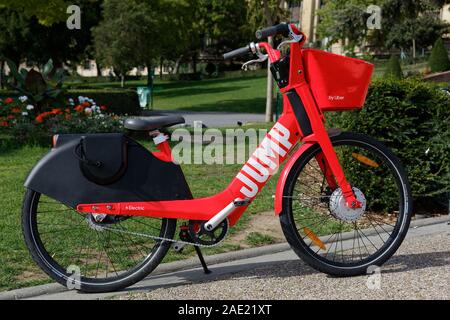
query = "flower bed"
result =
(0, 95, 124, 148)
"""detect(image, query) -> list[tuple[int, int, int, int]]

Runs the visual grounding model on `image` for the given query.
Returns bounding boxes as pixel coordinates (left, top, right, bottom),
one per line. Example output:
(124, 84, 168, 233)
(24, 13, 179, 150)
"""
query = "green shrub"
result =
(5, 59, 66, 114)
(384, 55, 403, 79)
(428, 38, 450, 73)
(328, 78, 450, 208)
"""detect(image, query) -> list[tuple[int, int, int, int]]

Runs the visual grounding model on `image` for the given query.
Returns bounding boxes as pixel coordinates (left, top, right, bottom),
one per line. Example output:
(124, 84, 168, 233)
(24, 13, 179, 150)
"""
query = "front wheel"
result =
(280, 132, 412, 276)
(22, 189, 177, 293)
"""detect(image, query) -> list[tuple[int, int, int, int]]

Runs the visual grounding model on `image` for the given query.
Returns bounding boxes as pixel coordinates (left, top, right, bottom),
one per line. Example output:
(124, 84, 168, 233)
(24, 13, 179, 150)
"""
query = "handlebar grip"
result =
(255, 23, 290, 40)
(223, 45, 251, 60)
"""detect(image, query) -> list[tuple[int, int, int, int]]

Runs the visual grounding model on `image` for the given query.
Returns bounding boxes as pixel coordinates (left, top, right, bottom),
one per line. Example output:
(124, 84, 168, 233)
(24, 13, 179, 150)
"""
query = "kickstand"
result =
(179, 225, 212, 274)
(194, 245, 211, 274)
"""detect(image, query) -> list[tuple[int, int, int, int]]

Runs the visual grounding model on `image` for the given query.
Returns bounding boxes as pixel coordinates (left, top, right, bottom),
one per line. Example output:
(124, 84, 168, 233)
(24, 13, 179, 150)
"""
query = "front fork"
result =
(295, 85, 362, 209)
(258, 39, 361, 209)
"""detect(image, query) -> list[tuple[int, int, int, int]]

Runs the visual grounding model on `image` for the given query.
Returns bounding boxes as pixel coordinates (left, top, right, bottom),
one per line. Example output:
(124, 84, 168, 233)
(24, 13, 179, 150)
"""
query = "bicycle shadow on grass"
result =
(123, 250, 450, 294)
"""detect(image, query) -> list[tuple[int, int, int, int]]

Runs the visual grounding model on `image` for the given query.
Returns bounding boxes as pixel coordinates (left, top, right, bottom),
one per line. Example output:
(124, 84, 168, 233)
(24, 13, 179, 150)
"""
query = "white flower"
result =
(68, 98, 74, 105)
(84, 107, 92, 114)
(19, 96, 28, 102)
(26, 105, 34, 110)
(22, 112, 28, 116)
(78, 96, 86, 103)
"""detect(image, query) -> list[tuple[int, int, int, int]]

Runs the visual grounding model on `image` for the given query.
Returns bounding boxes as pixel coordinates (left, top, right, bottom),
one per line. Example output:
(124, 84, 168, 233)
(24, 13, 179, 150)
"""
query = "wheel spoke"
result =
(28, 192, 170, 284)
(284, 138, 407, 270)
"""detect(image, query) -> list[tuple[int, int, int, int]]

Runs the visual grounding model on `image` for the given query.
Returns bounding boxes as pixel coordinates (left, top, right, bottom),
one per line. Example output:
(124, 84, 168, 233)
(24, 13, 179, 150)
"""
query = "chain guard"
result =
(188, 220, 228, 246)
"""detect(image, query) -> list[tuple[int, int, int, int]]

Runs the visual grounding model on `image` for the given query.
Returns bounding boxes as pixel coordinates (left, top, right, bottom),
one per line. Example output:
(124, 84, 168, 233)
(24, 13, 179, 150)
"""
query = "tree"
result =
(317, 0, 449, 55)
(382, 0, 449, 55)
(0, 8, 34, 88)
(0, 0, 69, 26)
(0, 1, 101, 73)
(93, 0, 193, 87)
(429, 38, 450, 73)
(384, 55, 403, 78)
(317, 0, 376, 54)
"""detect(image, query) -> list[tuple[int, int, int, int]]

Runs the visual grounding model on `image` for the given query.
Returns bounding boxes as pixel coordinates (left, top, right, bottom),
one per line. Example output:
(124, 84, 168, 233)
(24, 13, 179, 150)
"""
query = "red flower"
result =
(75, 105, 84, 113)
(11, 108, 21, 113)
(0, 121, 8, 127)
(82, 101, 90, 108)
(100, 105, 107, 111)
(65, 108, 71, 113)
(35, 111, 53, 123)
(4, 97, 13, 104)
(51, 108, 63, 115)
(35, 114, 45, 123)
(7, 115, 15, 120)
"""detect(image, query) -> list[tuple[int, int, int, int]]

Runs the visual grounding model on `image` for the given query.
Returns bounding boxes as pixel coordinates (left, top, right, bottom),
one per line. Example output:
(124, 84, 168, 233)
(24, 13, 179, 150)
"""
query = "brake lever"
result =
(242, 55, 268, 70)
(277, 24, 303, 51)
(242, 42, 268, 71)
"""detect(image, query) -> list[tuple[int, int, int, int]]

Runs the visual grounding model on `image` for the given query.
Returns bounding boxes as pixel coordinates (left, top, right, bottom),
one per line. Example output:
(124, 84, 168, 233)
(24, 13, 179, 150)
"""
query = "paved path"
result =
(21, 220, 450, 300)
(143, 110, 266, 128)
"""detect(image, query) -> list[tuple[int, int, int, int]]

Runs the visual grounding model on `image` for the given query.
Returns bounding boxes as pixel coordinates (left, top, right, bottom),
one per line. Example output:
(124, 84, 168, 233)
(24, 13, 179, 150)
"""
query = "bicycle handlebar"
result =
(223, 45, 251, 60)
(223, 23, 296, 60)
(255, 23, 290, 40)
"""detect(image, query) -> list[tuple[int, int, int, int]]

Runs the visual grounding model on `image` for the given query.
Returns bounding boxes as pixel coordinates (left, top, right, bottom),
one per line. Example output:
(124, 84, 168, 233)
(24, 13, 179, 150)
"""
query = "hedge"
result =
(0, 89, 140, 115)
(384, 55, 403, 79)
(328, 78, 450, 208)
(429, 38, 450, 73)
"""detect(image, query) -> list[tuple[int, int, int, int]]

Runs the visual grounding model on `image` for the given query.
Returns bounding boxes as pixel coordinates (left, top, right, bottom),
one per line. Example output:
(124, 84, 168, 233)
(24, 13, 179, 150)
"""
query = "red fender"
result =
(274, 141, 317, 214)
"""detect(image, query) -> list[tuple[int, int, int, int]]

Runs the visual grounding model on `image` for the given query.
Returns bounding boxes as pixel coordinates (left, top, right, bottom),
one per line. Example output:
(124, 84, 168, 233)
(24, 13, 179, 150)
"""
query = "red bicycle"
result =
(22, 24, 412, 293)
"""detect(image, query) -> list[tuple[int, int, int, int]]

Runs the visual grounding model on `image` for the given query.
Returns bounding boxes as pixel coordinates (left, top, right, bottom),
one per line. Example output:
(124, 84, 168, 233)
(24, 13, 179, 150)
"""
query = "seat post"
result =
(150, 130, 173, 162)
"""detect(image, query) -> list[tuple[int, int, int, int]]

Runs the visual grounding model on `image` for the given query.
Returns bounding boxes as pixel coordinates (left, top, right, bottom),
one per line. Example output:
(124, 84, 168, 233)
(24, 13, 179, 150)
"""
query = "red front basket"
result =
(302, 49, 374, 112)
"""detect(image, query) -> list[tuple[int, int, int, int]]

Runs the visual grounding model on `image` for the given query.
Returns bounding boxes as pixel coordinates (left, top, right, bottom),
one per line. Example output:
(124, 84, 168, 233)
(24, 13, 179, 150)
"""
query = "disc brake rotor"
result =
(329, 187, 367, 222)
(188, 220, 228, 246)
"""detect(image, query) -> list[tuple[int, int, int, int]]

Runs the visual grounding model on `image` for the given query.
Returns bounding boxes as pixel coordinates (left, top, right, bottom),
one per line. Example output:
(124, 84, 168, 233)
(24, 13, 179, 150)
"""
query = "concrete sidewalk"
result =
(1, 216, 448, 300)
(143, 110, 266, 128)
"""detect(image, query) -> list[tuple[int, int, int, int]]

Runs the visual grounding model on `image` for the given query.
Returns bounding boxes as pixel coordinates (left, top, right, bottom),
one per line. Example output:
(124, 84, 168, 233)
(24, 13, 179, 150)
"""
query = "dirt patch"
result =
(16, 268, 47, 283)
(227, 211, 285, 249)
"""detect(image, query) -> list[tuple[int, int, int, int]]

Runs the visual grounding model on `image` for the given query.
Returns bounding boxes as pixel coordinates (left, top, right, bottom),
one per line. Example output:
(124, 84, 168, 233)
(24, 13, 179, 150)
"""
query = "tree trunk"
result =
(160, 57, 163, 80)
(174, 56, 183, 74)
(147, 64, 153, 87)
(412, 38, 416, 60)
(96, 62, 102, 77)
(265, 36, 275, 122)
(120, 75, 125, 88)
(263, 0, 275, 123)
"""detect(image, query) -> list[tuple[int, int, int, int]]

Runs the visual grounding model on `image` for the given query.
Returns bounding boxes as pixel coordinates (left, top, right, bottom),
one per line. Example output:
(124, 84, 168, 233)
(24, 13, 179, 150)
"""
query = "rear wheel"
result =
(22, 189, 176, 292)
(280, 132, 412, 276)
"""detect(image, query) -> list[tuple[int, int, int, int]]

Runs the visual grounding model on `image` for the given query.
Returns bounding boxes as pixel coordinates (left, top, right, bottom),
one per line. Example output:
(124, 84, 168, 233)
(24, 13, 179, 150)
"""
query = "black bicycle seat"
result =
(124, 114, 185, 131)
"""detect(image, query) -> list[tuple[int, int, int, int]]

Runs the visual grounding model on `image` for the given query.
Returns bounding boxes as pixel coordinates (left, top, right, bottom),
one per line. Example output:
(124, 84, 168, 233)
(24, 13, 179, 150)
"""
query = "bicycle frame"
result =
(77, 32, 362, 227)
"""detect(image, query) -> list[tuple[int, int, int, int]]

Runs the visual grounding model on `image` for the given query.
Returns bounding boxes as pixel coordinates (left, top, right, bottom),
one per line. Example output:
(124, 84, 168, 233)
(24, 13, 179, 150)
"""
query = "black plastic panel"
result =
(286, 90, 313, 136)
(270, 55, 290, 88)
(24, 134, 193, 208)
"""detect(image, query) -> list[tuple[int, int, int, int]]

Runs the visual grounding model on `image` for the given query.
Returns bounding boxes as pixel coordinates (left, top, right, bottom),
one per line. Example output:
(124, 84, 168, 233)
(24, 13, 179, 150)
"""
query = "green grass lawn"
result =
(64, 60, 428, 114)
(66, 71, 268, 113)
(0, 125, 284, 291)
